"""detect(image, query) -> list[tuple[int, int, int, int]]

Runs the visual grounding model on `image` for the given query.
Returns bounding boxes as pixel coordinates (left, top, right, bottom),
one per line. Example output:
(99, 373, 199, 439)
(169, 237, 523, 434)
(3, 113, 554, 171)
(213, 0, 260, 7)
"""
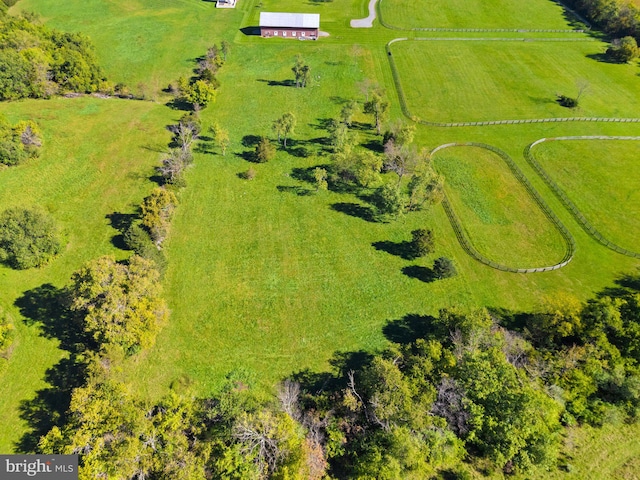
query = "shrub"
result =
(123, 223, 167, 272)
(0, 306, 15, 356)
(433, 257, 456, 279)
(606, 36, 639, 63)
(0, 207, 62, 269)
(239, 167, 256, 180)
(557, 95, 578, 108)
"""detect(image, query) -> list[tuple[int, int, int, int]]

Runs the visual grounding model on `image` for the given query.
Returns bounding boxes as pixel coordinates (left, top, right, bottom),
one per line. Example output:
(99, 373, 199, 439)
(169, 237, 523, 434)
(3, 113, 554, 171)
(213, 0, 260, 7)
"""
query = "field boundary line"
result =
(386, 38, 640, 127)
(524, 136, 640, 259)
(431, 143, 576, 273)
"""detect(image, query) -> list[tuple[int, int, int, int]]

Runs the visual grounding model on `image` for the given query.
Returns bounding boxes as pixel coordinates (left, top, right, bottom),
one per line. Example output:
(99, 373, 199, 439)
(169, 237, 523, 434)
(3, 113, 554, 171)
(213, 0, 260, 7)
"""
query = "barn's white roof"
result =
(259, 12, 320, 29)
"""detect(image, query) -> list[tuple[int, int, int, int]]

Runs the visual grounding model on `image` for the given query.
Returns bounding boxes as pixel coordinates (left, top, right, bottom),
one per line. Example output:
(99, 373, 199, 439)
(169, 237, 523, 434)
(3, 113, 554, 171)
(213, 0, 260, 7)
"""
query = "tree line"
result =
(564, 0, 640, 43)
(29, 271, 640, 478)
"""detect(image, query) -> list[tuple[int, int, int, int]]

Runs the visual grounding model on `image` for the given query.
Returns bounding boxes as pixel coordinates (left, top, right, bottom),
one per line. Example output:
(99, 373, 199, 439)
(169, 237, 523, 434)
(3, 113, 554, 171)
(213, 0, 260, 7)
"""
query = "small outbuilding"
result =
(259, 12, 320, 39)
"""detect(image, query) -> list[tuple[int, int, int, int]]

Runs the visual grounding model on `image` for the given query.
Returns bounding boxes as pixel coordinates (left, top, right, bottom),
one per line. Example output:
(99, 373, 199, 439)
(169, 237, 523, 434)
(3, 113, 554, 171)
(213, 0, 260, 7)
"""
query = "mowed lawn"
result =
(391, 40, 640, 122)
(0, 97, 173, 451)
(379, 0, 576, 29)
(531, 139, 640, 253)
(13, 0, 244, 89)
(433, 146, 568, 268)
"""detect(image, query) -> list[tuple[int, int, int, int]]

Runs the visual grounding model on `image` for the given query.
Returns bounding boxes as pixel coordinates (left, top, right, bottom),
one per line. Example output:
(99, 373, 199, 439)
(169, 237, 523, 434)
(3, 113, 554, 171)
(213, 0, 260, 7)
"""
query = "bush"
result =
(124, 223, 167, 273)
(239, 167, 256, 180)
(606, 36, 640, 63)
(433, 257, 456, 279)
(0, 207, 62, 269)
(557, 95, 578, 108)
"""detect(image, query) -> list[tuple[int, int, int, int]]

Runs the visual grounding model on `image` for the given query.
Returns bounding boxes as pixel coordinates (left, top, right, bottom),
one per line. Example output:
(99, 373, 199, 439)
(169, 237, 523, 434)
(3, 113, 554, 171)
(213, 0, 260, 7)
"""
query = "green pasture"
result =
(531, 139, 640, 253)
(13, 0, 244, 89)
(0, 0, 639, 473)
(433, 145, 568, 268)
(0, 97, 172, 450)
(379, 0, 576, 30)
(391, 39, 640, 123)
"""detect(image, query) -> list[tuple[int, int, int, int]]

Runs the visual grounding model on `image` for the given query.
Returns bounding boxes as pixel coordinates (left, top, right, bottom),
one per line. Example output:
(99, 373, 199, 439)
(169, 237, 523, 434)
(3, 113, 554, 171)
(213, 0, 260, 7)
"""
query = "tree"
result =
(255, 137, 276, 163)
(292, 55, 311, 88)
(384, 120, 416, 147)
(433, 257, 456, 279)
(410, 228, 434, 258)
(340, 100, 358, 126)
(384, 141, 422, 185)
(210, 122, 230, 156)
(140, 187, 178, 247)
(183, 79, 217, 109)
(372, 183, 405, 219)
(273, 112, 296, 147)
(606, 36, 639, 62)
(363, 92, 389, 134)
(313, 167, 328, 191)
(407, 168, 444, 211)
(68, 255, 168, 354)
(221, 40, 231, 61)
(157, 148, 192, 186)
(0, 116, 43, 166)
(0, 207, 62, 269)
(354, 150, 383, 188)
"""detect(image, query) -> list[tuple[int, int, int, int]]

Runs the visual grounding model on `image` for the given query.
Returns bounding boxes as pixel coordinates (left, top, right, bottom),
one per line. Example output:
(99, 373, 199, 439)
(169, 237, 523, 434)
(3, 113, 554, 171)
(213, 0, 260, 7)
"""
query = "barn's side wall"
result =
(260, 27, 319, 38)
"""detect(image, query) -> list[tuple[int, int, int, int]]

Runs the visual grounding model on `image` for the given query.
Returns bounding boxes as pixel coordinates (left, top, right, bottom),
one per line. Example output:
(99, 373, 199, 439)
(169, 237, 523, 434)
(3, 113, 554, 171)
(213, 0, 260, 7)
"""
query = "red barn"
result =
(259, 12, 320, 39)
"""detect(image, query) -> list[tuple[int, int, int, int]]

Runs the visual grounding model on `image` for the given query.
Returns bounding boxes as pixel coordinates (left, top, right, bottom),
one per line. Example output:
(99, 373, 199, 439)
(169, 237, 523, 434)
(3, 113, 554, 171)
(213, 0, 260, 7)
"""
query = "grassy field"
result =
(14, 0, 244, 89)
(433, 145, 568, 268)
(531, 139, 640, 252)
(379, 0, 576, 30)
(391, 39, 640, 123)
(1, 0, 639, 475)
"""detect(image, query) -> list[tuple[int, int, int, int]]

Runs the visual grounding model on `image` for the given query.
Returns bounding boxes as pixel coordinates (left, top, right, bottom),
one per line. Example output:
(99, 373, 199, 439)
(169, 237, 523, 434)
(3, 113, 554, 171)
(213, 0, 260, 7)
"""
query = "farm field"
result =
(391, 39, 640, 123)
(379, 0, 576, 30)
(1, 0, 640, 475)
(432, 145, 568, 268)
(531, 139, 640, 253)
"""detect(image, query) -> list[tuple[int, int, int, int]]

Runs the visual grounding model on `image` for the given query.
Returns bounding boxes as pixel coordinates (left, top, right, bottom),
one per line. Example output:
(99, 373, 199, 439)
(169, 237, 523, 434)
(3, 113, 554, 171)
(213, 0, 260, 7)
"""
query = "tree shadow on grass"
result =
(401, 265, 436, 283)
(382, 313, 440, 345)
(276, 185, 313, 196)
(586, 52, 622, 64)
(330, 202, 376, 222)
(372, 240, 416, 260)
(257, 78, 296, 87)
(14, 284, 91, 452)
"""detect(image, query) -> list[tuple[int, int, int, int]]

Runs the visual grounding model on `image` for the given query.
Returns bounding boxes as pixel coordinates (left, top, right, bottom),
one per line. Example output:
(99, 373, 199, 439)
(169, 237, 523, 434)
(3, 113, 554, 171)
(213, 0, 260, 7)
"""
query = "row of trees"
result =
(33, 271, 640, 478)
(0, 115, 43, 166)
(0, 13, 107, 100)
(174, 41, 230, 110)
(564, 0, 640, 43)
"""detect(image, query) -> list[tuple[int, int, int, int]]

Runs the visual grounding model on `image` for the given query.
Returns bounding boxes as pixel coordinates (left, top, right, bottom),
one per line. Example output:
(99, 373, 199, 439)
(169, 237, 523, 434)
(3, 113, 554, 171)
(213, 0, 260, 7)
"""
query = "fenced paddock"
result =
(431, 143, 575, 272)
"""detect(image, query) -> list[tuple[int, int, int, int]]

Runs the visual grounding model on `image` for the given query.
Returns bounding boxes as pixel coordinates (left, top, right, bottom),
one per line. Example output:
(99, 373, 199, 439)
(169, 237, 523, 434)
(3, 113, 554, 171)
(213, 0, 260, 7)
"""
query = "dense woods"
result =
(564, 0, 640, 42)
(0, 11, 106, 100)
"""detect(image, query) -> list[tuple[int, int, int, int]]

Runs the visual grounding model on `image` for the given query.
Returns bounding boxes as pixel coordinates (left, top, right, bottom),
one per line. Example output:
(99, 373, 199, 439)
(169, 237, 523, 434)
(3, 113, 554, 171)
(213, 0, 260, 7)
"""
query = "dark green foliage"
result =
(433, 257, 456, 279)
(255, 137, 275, 163)
(557, 94, 579, 108)
(561, 0, 640, 44)
(1, 0, 19, 7)
(123, 223, 167, 272)
(410, 228, 434, 258)
(373, 183, 405, 219)
(0, 207, 61, 269)
(0, 16, 106, 100)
